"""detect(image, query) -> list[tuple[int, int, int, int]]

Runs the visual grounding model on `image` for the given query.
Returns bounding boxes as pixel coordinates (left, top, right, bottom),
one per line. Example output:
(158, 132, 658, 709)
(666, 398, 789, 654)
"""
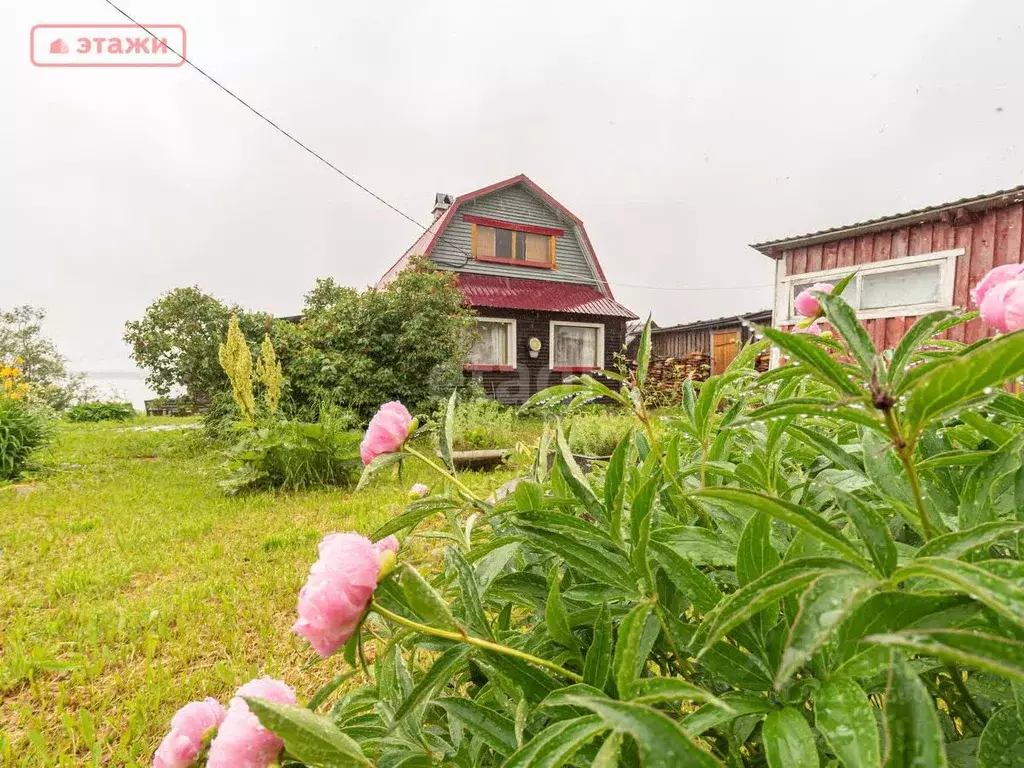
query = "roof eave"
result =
(750, 186, 1024, 259)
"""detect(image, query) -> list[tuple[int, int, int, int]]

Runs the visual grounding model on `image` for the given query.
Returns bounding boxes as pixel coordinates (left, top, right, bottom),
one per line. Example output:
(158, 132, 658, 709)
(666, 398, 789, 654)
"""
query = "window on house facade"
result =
(550, 321, 604, 370)
(777, 249, 961, 323)
(467, 318, 516, 368)
(466, 215, 560, 268)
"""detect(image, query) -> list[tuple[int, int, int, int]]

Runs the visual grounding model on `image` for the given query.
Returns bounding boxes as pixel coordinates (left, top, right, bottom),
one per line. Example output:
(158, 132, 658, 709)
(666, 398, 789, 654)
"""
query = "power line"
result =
(99, 0, 774, 297)
(101, 0, 425, 232)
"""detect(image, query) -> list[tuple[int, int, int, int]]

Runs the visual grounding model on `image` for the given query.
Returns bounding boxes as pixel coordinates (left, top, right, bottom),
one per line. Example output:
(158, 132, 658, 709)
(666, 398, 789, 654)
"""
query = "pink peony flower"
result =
(360, 401, 413, 465)
(207, 678, 296, 768)
(972, 263, 1024, 306)
(794, 282, 835, 318)
(293, 533, 381, 658)
(153, 698, 227, 768)
(374, 535, 399, 556)
(980, 279, 1024, 333)
(409, 483, 429, 498)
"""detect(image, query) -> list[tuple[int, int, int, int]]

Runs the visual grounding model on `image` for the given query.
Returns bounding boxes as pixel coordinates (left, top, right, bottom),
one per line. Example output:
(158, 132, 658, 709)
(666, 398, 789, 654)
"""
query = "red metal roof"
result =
(456, 273, 636, 318)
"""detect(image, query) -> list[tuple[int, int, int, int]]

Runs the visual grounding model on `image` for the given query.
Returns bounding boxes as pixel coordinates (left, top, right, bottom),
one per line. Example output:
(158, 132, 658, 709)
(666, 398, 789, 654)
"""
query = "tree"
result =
(124, 287, 268, 400)
(0, 305, 93, 410)
(283, 260, 474, 420)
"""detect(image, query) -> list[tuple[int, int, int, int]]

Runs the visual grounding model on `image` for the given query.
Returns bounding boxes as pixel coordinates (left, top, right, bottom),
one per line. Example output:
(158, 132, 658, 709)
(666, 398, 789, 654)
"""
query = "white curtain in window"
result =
(860, 264, 941, 309)
(554, 325, 598, 367)
(469, 321, 509, 365)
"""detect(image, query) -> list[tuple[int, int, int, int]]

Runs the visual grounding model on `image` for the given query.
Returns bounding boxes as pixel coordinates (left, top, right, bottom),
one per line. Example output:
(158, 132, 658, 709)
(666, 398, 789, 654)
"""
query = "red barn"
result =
(751, 186, 1024, 348)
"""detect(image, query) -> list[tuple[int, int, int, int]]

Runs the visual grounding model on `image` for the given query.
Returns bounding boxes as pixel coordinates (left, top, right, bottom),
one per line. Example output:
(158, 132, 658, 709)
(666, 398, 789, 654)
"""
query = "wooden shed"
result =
(651, 309, 771, 374)
(751, 186, 1024, 348)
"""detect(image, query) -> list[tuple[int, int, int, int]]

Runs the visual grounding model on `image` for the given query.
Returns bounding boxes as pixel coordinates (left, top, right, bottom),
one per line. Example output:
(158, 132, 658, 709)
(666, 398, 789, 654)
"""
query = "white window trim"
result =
(549, 320, 605, 370)
(774, 248, 963, 324)
(469, 317, 517, 369)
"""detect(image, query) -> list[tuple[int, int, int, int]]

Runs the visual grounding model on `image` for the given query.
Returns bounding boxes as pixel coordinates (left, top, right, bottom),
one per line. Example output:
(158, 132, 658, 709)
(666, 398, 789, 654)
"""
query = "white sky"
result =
(4, 0, 1024, 390)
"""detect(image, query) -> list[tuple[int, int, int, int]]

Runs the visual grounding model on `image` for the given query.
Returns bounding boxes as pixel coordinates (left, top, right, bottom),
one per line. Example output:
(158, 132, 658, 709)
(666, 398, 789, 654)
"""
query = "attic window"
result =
(465, 215, 563, 270)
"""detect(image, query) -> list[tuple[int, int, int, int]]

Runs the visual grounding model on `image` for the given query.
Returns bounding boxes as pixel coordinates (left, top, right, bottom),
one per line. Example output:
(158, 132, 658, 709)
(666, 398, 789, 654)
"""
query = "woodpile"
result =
(629, 348, 771, 394)
(629, 353, 712, 396)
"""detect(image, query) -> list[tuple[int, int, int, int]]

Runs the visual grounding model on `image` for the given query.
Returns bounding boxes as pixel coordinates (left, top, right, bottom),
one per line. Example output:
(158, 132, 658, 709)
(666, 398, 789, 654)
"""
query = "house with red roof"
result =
(377, 175, 636, 404)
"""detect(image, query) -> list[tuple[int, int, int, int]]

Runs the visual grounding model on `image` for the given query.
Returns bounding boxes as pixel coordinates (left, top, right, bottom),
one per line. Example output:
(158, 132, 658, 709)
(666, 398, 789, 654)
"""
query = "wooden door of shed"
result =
(712, 329, 740, 374)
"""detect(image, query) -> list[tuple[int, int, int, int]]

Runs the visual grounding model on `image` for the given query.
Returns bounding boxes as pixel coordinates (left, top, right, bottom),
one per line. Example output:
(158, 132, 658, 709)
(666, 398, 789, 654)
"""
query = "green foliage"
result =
(566, 409, 635, 456)
(0, 305, 95, 410)
(279, 261, 474, 420)
(0, 397, 51, 480)
(124, 286, 270, 400)
(201, 297, 1024, 766)
(64, 402, 136, 423)
(217, 408, 362, 494)
(447, 397, 517, 450)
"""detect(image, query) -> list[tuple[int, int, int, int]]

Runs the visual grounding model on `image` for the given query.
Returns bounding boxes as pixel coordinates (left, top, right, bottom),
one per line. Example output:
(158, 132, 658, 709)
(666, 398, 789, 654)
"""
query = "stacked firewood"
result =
(628, 353, 712, 393)
(754, 348, 771, 373)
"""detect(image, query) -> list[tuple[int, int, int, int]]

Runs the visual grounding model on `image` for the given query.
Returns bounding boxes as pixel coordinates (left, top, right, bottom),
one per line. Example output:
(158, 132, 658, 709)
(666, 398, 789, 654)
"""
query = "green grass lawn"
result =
(0, 418, 521, 766)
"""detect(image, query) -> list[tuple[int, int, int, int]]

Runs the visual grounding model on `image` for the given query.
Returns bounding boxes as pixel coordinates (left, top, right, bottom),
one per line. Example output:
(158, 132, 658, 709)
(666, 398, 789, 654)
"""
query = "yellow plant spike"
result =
(255, 334, 284, 416)
(218, 315, 255, 423)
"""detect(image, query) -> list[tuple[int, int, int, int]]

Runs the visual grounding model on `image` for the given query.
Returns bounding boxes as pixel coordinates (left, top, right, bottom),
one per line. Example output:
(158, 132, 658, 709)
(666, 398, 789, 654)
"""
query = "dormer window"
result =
(465, 215, 562, 270)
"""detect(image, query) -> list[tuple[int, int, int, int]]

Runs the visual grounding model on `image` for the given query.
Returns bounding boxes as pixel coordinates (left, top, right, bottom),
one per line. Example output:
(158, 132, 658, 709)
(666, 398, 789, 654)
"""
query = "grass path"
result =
(0, 419, 516, 766)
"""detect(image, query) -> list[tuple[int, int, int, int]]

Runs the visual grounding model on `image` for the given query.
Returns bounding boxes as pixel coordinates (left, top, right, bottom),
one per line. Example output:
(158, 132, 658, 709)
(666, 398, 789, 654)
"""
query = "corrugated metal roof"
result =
(751, 185, 1024, 257)
(652, 309, 772, 334)
(457, 273, 637, 318)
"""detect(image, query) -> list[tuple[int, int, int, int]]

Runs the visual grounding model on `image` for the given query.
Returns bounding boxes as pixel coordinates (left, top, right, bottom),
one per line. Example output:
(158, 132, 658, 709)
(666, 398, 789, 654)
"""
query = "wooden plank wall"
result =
(781, 203, 1024, 348)
(652, 327, 712, 358)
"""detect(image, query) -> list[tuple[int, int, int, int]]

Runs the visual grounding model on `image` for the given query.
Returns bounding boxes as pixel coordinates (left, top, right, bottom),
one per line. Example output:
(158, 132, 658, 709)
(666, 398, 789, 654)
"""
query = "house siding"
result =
(431, 185, 601, 287)
(778, 202, 1024, 347)
(466, 307, 626, 405)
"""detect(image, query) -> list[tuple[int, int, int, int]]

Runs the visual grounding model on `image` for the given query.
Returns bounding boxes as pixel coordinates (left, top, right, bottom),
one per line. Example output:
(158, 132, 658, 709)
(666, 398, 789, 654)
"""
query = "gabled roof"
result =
(751, 185, 1024, 258)
(376, 174, 616, 297)
(457, 274, 636, 318)
(652, 309, 771, 334)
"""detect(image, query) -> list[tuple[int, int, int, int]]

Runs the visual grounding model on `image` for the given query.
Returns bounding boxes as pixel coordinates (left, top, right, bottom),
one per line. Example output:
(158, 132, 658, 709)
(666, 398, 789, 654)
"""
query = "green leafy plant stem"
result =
(403, 445, 481, 502)
(371, 602, 585, 683)
(882, 408, 933, 541)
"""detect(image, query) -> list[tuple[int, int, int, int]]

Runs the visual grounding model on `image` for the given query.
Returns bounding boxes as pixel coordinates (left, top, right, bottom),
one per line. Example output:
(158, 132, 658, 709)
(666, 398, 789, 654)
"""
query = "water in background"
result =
(76, 371, 160, 411)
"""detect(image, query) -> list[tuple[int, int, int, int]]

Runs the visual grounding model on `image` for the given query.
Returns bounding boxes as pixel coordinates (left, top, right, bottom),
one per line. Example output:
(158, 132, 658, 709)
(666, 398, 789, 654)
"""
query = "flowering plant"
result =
(157, 269, 1024, 768)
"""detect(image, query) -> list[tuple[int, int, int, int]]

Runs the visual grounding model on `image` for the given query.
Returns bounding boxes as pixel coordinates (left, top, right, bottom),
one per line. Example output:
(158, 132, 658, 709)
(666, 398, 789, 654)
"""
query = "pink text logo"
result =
(31, 24, 185, 67)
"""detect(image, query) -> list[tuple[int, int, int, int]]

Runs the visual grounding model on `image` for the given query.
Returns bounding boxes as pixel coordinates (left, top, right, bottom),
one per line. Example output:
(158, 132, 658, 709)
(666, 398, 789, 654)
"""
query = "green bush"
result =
(0, 398, 51, 481)
(65, 401, 136, 422)
(447, 398, 516, 450)
(241, 285, 1024, 767)
(566, 409, 633, 456)
(218, 408, 362, 494)
(278, 260, 475, 420)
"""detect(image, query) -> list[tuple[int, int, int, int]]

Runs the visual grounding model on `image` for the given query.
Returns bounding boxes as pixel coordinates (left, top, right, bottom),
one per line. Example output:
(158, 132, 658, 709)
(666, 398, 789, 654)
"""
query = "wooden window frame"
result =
(465, 214, 561, 270)
(774, 248, 963, 324)
(549, 320, 604, 372)
(465, 317, 517, 372)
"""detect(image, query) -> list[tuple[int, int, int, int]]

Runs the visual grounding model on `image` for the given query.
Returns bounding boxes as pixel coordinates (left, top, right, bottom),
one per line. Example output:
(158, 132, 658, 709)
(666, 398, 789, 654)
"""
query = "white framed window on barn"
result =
(775, 249, 962, 323)
(466, 318, 516, 370)
(550, 321, 604, 371)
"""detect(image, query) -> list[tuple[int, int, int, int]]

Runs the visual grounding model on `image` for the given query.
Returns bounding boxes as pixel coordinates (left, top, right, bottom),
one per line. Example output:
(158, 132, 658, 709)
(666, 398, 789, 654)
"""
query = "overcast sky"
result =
(4, 1, 1024, 398)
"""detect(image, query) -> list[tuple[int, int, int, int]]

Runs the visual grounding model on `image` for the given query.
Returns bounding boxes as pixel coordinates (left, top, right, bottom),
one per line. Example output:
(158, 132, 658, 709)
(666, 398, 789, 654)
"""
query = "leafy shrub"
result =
(160, 276, 1024, 768)
(218, 408, 362, 494)
(0, 398, 51, 480)
(279, 260, 474, 420)
(566, 409, 633, 456)
(65, 401, 136, 422)
(447, 398, 516, 450)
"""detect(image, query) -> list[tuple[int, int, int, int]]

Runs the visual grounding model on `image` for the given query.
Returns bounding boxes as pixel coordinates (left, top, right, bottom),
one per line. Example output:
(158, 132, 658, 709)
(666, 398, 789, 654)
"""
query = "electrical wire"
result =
(100, 0, 774, 297)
